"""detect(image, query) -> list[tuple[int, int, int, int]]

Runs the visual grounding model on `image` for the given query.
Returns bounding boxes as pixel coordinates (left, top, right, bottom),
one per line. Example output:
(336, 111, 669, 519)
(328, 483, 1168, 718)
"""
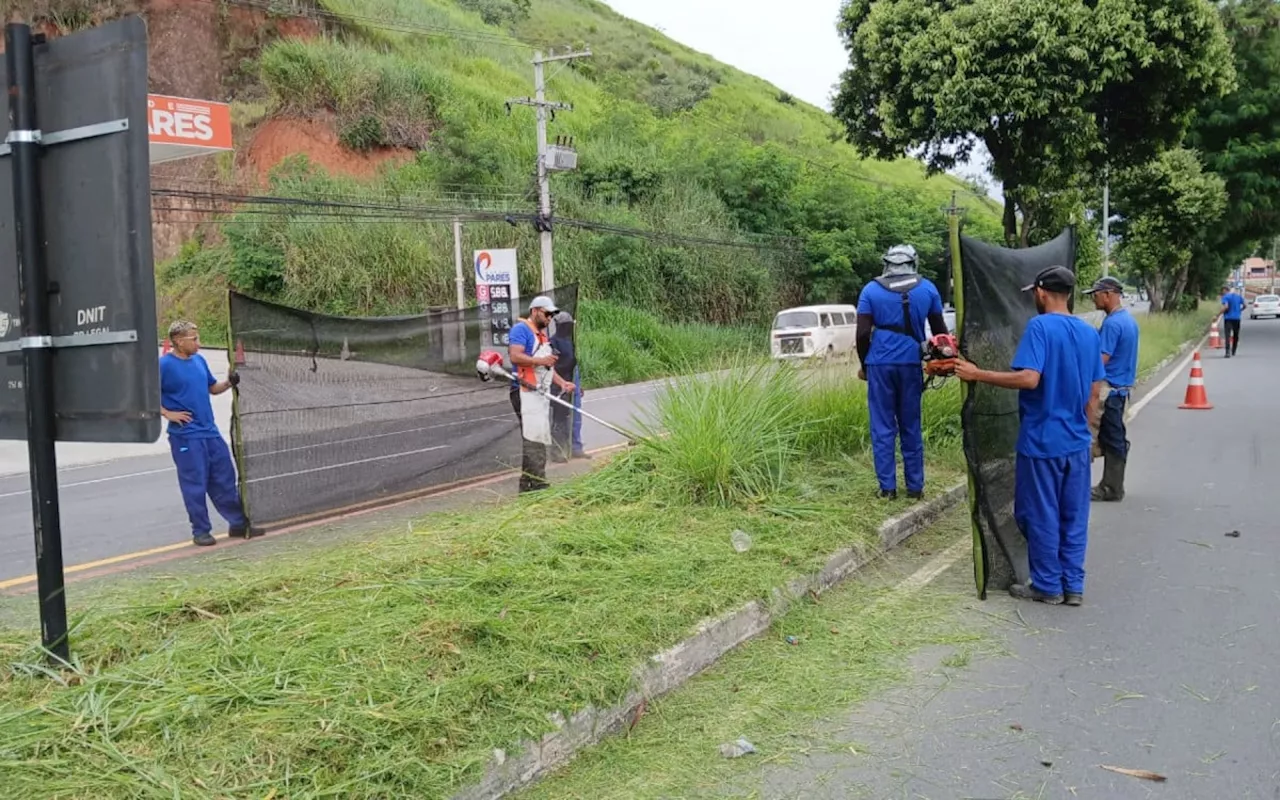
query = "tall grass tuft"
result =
(630, 361, 808, 506)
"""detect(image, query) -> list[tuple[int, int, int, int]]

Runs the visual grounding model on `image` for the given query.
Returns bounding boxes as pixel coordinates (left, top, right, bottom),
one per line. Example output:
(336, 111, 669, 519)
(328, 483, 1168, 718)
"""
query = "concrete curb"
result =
(450, 481, 968, 800)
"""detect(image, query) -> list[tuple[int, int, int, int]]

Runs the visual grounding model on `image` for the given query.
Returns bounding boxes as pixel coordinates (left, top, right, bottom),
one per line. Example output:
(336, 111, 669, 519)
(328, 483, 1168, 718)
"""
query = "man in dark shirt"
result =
(548, 311, 578, 463)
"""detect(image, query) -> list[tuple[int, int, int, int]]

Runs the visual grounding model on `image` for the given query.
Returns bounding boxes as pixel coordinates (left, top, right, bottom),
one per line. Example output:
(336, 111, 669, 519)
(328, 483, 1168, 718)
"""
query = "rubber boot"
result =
(1091, 451, 1125, 502)
(1107, 453, 1127, 502)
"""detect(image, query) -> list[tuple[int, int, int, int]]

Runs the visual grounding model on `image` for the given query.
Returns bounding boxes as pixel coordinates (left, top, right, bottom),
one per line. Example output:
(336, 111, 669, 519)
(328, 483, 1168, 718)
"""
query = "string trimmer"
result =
(475, 350, 645, 445)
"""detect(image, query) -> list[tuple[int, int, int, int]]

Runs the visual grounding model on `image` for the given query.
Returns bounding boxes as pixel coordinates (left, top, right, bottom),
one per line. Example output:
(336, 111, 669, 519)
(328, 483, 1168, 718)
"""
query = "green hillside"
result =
(21, 0, 1002, 337)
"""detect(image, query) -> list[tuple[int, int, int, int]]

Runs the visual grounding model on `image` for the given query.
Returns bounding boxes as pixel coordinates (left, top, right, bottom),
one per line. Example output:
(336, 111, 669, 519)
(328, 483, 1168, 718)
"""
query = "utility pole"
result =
(1101, 172, 1110, 279)
(452, 217, 465, 310)
(1272, 235, 1277, 294)
(507, 47, 590, 292)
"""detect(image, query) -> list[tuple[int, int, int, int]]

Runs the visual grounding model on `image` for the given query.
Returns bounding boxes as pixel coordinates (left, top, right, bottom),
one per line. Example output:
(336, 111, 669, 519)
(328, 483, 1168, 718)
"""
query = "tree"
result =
(833, 0, 1235, 247)
(1186, 0, 1280, 249)
(1112, 149, 1227, 311)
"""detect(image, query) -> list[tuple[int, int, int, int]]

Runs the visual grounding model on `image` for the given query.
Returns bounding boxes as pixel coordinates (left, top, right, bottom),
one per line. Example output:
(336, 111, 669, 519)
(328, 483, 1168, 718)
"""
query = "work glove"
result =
(228, 371, 241, 388)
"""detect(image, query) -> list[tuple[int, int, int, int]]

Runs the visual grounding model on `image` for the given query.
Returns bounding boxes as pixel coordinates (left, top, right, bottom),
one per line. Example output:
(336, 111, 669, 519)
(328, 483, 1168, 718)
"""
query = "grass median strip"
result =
(513, 509, 985, 800)
(0, 365, 963, 799)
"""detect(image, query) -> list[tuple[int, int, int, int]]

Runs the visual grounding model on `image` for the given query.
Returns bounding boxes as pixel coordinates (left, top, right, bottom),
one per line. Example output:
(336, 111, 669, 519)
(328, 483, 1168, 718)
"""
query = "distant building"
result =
(1242, 257, 1272, 278)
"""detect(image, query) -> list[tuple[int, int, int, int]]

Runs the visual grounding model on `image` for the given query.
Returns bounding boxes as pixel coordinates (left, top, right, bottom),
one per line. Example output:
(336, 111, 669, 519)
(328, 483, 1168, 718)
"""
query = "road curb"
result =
(450, 481, 968, 800)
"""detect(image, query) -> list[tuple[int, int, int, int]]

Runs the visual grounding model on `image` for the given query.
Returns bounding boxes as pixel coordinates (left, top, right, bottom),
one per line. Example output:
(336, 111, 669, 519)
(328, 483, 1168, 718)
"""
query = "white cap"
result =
(529, 295, 558, 313)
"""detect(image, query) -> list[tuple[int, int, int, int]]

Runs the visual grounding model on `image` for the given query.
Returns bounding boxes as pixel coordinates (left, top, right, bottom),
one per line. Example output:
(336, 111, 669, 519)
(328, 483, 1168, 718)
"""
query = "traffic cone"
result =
(234, 339, 246, 366)
(1208, 318, 1222, 349)
(161, 338, 171, 356)
(1178, 351, 1213, 410)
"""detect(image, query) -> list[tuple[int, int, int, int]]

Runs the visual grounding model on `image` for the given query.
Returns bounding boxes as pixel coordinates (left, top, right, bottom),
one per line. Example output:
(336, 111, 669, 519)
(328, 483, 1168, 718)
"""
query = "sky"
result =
(602, 0, 997, 194)
(604, 0, 849, 110)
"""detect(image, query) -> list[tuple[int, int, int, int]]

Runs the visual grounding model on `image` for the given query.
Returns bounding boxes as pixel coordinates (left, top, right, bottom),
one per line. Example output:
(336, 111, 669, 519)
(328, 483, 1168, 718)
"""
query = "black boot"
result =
(1091, 450, 1126, 502)
(1109, 453, 1127, 502)
(519, 439, 550, 493)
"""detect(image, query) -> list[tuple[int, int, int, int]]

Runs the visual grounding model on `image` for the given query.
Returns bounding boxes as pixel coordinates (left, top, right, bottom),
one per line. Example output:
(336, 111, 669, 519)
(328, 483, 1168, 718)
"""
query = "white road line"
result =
(1126, 337, 1206, 421)
(0, 467, 174, 500)
(245, 445, 449, 483)
(878, 539, 972, 603)
(245, 415, 510, 459)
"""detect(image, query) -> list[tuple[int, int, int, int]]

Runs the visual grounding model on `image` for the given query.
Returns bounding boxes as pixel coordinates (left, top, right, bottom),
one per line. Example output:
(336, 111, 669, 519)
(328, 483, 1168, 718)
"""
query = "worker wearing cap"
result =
(1085, 276, 1139, 501)
(160, 320, 251, 546)
(956, 266, 1106, 606)
(856, 243, 950, 501)
(508, 296, 575, 492)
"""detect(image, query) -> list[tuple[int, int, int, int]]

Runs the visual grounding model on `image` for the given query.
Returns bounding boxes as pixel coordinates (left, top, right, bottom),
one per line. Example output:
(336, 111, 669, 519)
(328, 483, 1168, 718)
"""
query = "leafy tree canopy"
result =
(1112, 148, 1227, 310)
(1187, 0, 1280, 248)
(833, 0, 1235, 247)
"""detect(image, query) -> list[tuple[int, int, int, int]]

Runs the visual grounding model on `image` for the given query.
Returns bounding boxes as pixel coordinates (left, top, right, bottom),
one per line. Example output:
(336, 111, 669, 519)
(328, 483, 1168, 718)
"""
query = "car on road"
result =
(770, 304, 858, 360)
(1250, 294, 1280, 319)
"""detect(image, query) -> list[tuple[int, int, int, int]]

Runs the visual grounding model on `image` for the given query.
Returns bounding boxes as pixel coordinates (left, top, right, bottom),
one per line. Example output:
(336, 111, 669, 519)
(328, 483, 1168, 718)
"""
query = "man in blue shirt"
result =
(159, 321, 249, 547)
(1220, 285, 1245, 357)
(956, 266, 1106, 606)
(1085, 276, 1140, 502)
(856, 244, 950, 500)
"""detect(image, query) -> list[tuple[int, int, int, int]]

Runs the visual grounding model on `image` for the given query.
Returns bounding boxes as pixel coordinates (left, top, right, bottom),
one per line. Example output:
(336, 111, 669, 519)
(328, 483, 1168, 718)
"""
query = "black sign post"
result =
(5, 23, 68, 662)
(0, 16, 158, 661)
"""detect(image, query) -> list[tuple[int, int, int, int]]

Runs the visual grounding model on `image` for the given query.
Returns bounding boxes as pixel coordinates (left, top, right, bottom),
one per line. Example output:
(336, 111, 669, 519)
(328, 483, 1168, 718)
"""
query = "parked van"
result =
(770, 304, 859, 360)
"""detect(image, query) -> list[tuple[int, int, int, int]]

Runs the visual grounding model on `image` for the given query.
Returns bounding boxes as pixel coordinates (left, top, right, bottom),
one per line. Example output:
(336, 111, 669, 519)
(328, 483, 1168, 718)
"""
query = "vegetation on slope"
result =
(147, 0, 1002, 340)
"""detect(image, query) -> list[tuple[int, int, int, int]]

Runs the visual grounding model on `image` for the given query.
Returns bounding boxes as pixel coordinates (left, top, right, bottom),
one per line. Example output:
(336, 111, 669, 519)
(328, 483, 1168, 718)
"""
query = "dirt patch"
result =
(241, 116, 415, 184)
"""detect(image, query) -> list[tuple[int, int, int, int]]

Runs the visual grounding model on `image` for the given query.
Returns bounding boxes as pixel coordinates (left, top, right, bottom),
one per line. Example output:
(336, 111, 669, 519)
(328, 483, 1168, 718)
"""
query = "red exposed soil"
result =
(241, 117, 415, 185)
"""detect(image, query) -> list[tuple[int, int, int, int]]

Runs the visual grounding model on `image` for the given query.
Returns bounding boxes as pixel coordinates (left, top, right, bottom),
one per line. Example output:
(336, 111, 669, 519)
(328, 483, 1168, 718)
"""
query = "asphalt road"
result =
(0, 350, 665, 583)
(749, 317, 1280, 799)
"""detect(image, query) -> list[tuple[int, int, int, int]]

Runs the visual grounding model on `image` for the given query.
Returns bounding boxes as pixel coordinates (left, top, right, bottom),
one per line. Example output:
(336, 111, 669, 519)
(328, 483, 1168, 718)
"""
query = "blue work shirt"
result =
(508, 320, 537, 389)
(1221, 292, 1245, 320)
(857, 276, 944, 366)
(1011, 314, 1106, 459)
(159, 353, 220, 439)
(1099, 308, 1140, 395)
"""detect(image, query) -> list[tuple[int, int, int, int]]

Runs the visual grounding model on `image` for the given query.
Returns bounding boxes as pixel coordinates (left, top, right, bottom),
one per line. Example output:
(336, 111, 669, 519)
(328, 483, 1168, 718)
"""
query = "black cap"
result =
(1083, 276, 1124, 295)
(1021, 265, 1076, 294)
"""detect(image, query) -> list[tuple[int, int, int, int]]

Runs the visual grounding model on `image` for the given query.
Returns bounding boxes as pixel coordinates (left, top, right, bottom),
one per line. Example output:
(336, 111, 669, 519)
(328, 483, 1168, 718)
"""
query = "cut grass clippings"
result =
(0, 365, 962, 799)
(0, 461, 963, 799)
(513, 509, 989, 800)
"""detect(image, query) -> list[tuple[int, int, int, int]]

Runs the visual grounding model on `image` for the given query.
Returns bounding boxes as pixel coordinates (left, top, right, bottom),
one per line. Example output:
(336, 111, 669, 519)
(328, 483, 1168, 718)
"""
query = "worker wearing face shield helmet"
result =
(855, 244, 950, 500)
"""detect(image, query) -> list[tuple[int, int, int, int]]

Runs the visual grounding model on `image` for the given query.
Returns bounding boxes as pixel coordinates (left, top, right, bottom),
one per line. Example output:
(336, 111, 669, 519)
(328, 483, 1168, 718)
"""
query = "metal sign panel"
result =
(0, 16, 160, 443)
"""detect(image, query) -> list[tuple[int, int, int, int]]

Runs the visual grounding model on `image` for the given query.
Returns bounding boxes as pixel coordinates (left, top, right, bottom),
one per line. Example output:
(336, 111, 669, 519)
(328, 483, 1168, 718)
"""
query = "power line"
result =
(150, 187, 798, 252)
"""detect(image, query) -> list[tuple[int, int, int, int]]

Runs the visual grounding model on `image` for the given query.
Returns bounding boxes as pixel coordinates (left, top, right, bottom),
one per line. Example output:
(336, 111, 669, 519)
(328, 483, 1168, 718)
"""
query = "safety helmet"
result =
(883, 244, 918, 269)
(882, 244, 918, 275)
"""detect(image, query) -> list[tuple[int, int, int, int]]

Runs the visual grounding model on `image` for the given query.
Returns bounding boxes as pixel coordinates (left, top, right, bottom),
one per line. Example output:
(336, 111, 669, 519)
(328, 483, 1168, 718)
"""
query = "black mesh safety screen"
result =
(956, 228, 1077, 599)
(227, 285, 579, 529)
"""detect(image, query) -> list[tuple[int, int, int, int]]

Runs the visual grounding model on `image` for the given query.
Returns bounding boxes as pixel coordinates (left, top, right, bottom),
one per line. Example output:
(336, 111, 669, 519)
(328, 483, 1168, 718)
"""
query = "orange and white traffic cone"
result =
(1178, 351, 1213, 410)
(234, 339, 246, 366)
(1208, 318, 1222, 349)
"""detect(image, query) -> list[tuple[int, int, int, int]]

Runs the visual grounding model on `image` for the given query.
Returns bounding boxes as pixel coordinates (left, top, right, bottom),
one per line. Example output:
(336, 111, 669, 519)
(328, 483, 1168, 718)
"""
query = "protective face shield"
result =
(882, 244, 919, 277)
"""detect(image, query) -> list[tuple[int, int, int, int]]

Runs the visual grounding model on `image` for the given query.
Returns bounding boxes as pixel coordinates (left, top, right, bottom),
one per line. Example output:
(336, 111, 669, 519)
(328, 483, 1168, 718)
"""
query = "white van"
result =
(770, 304, 859, 360)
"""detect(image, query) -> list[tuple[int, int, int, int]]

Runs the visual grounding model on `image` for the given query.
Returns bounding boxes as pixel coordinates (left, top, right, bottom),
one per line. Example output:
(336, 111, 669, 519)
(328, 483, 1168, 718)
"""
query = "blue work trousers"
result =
(170, 435, 247, 537)
(1015, 450, 1091, 596)
(572, 365, 585, 455)
(1099, 392, 1129, 460)
(867, 364, 925, 493)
